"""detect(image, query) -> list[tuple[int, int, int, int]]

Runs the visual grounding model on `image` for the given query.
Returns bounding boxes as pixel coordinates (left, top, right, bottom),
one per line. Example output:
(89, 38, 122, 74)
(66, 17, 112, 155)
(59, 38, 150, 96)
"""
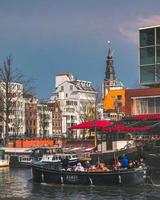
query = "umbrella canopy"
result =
(68, 120, 112, 130)
(102, 124, 151, 132)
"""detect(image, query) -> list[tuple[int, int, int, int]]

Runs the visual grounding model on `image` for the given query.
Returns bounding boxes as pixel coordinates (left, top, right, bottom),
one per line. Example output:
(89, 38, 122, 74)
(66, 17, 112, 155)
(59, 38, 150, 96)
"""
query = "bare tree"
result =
(38, 103, 51, 138)
(0, 56, 34, 146)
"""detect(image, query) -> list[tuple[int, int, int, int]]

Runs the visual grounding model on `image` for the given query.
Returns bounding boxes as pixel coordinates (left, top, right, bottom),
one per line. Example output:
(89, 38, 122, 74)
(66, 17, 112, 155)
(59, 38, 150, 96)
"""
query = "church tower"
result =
(104, 42, 117, 96)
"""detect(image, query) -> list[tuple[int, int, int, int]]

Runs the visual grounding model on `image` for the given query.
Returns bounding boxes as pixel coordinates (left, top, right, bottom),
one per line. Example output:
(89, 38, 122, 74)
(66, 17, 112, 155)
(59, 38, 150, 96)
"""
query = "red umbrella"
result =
(68, 120, 112, 130)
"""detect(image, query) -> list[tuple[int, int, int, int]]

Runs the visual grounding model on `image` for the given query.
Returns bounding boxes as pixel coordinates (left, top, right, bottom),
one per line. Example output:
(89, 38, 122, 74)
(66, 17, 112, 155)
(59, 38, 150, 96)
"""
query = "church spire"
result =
(105, 41, 116, 81)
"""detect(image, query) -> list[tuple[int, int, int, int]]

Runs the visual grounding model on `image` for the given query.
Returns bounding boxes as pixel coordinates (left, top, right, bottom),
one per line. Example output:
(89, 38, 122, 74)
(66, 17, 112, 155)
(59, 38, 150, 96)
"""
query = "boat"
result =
(33, 153, 78, 167)
(32, 162, 146, 186)
(0, 159, 9, 167)
(138, 140, 160, 169)
(0, 150, 9, 167)
(1, 147, 64, 167)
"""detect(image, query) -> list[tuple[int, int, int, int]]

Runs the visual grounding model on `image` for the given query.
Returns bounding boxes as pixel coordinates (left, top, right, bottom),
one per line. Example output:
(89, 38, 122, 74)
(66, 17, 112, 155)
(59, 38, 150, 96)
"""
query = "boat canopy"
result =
(68, 120, 112, 130)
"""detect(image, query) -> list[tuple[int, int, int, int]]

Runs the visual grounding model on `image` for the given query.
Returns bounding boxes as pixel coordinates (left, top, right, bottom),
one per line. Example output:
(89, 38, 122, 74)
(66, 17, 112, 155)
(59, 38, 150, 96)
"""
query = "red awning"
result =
(134, 114, 160, 120)
(102, 125, 151, 132)
(68, 120, 112, 130)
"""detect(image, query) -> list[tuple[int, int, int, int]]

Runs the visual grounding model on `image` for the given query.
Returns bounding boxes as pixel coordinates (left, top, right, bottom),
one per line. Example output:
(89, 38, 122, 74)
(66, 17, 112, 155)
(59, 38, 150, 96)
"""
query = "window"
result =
(140, 47, 155, 65)
(70, 85, 73, 90)
(140, 65, 155, 83)
(156, 47, 160, 64)
(141, 100, 148, 114)
(140, 28, 155, 47)
(156, 27, 160, 44)
(61, 86, 64, 91)
(156, 98, 160, 113)
(117, 95, 122, 100)
(148, 99, 155, 113)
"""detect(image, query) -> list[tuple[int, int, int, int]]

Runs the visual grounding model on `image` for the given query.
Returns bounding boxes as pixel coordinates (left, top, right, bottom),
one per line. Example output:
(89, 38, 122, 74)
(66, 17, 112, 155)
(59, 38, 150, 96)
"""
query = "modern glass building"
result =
(139, 25, 160, 86)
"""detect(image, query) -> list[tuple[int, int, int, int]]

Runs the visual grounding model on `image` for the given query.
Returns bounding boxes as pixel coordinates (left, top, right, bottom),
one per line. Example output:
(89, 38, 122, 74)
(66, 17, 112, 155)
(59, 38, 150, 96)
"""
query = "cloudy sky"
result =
(0, 0, 160, 99)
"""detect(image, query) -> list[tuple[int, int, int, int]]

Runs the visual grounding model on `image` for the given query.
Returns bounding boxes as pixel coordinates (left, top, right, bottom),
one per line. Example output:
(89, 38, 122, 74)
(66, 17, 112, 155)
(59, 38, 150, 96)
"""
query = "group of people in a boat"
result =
(113, 155, 145, 170)
(61, 154, 146, 172)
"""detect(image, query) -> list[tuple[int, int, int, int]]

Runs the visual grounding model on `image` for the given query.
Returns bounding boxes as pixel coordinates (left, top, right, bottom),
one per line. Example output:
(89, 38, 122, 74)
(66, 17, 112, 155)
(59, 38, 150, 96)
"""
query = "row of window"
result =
(26, 120, 36, 126)
(132, 97, 160, 115)
(53, 122, 61, 127)
(53, 114, 61, 119)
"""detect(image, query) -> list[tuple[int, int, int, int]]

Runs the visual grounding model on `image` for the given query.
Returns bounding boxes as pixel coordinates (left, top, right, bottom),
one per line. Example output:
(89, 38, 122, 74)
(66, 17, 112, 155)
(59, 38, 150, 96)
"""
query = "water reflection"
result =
(0, 168, 160, 200)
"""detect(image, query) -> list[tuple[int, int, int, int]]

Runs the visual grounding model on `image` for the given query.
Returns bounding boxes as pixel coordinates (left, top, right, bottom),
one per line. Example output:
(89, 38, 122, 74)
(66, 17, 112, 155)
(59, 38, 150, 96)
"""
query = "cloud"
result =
(118, 15, 160, 43)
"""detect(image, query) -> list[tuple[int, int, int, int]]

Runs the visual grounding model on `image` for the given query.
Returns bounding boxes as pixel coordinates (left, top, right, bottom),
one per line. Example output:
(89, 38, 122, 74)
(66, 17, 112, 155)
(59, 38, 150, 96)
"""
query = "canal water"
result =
(0, 168, 160, 200)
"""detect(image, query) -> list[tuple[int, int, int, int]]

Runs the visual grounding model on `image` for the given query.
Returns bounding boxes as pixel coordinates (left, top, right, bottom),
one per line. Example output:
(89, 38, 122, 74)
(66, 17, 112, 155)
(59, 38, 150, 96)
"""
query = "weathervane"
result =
(107, 40, 114, 57)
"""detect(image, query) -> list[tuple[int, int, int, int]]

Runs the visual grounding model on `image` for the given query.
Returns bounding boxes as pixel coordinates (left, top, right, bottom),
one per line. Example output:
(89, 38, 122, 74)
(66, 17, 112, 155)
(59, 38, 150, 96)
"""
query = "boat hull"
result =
(32, 164, 146, 186)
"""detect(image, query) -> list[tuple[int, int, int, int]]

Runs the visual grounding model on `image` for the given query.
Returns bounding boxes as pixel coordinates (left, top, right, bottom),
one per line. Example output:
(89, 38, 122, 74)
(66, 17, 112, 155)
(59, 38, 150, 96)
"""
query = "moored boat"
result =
(32, 163, 146, 186)
(0, 149, 9, 167)
(0, 159, 9, 167)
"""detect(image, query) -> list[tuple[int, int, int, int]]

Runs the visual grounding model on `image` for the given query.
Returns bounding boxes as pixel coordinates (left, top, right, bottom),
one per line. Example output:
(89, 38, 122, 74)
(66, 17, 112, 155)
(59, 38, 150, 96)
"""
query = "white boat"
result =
(39, 153, 78, 164)
(0, 159, 9, 167)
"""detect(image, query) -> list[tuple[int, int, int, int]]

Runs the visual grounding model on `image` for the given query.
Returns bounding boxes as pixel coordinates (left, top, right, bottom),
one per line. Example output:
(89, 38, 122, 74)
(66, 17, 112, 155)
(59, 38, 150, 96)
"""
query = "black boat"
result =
(32, 163, 146, 186)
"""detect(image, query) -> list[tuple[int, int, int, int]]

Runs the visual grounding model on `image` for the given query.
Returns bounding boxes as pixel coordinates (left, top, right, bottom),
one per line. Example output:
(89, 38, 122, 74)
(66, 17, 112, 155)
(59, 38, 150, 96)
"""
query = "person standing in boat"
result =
(120, 154, 129, 169)
(61, 157, 69, 170)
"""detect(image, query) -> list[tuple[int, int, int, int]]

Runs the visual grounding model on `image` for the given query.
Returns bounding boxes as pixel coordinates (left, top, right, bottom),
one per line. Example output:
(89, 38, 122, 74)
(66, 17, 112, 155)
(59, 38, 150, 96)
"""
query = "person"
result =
(138, 158, 146, 168)
(128, 160, 134, 169)
(74, 162, 85, 172)
(95, 162, 101, 169)
(120, 154, 129, 169)
(99, 163, 110, 172)
(61, 157, 69, 170)
(113, 159, 122, 170)
(84, 160, 90, 168)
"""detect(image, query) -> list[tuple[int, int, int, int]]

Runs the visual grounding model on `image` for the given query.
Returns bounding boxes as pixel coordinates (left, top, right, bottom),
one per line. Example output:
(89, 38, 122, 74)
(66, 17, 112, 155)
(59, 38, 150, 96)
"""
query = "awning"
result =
(102, 124, 151, 132)
(68, 120, 112, 130)
(134, 114, 160, 120)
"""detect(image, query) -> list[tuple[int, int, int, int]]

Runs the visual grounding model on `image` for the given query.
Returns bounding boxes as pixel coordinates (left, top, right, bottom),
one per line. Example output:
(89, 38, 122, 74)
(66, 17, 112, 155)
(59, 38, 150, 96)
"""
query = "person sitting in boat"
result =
(128, 160, 134, 169)
(74, 162, 85, 172)
(95, 161, 101, 169)
(138, 158, 146, 168)
(113, 159, 122, 170)
(99, 163, 110, 172)
(120, 154, 129, 169)
(84, 160, 90, 169)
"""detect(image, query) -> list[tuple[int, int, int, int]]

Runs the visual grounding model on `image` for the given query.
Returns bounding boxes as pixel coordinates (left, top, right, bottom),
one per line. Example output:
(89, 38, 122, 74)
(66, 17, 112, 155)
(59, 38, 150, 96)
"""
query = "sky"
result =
(0, 0, 160, 99)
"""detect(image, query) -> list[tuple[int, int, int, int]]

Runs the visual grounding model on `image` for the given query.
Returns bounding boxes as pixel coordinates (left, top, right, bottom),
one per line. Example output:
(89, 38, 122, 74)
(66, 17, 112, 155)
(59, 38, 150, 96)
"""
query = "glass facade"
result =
(132, 97, 160, 115)
(139, 26, 160, 85)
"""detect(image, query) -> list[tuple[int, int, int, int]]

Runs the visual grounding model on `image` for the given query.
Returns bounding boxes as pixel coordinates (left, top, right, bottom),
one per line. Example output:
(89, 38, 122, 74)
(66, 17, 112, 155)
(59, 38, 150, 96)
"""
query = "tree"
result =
(0, 56, 34, 146)
(38, 103, 51, 138)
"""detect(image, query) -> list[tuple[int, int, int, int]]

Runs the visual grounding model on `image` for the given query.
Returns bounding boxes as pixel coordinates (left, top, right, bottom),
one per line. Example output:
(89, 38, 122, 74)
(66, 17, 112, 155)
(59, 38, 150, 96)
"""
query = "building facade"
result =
(125, 88, 160, 115)
(0, 82, 25, 138)
(37, 102, 52, 137)
(139, 25, 160, 86)
(52, 73, 96, 137)
(24, 94, 38, 137)
(47, 101, 62, 136)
